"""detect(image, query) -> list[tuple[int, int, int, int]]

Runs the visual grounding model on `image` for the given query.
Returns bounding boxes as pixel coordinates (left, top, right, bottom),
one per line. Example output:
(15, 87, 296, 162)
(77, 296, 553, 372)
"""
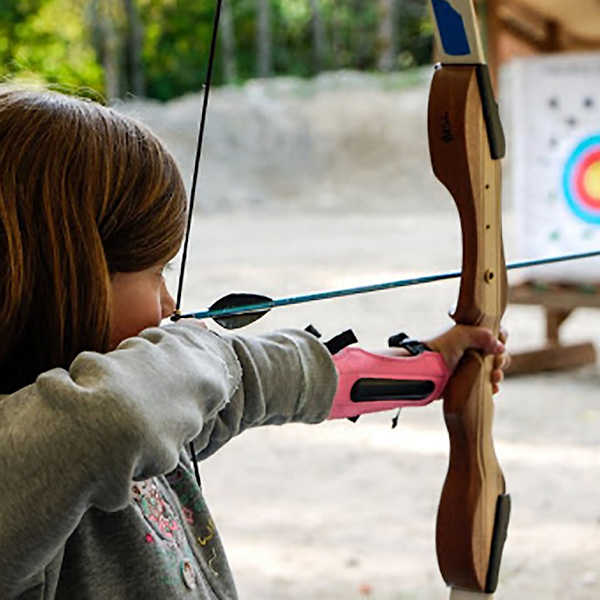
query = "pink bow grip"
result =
(328, 347, 451, 420)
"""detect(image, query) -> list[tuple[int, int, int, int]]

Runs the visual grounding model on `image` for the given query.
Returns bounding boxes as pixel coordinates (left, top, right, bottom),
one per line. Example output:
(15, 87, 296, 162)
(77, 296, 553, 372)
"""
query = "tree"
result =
(123, 0, 145, 97)
(309, 0, 326, 73)
(220, 0, 237, 83)
(377, 0, 398, 72)
(89, 0, 122, 100)
(256, 0, 272, 78)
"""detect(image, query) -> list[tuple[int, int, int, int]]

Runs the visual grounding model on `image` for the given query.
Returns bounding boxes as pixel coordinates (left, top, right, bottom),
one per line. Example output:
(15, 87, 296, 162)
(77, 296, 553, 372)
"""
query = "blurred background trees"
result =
(1, 0, 433, 101)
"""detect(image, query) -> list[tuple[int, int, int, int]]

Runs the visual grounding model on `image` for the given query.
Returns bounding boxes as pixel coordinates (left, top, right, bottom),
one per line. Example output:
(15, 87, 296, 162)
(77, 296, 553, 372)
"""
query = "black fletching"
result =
(209, 293, 271, 329)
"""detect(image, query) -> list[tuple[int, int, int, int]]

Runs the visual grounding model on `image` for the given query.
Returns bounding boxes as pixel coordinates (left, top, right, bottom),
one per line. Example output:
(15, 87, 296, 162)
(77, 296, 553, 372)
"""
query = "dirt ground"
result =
(169, 212, 600, 600)
(129, 74, 600, 599)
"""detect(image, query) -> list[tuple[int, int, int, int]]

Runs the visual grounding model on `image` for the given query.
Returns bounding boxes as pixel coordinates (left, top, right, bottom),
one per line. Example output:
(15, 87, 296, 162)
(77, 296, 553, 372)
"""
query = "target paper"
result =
(501, 53, 600, 282)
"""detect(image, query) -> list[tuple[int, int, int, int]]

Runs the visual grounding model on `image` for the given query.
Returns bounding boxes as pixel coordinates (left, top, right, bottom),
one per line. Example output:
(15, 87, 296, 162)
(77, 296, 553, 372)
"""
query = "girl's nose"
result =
(161, 282, 176, 319)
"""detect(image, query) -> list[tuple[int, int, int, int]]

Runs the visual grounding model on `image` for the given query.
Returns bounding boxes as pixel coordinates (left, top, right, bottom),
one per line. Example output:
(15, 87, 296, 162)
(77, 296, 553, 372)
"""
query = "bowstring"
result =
(175, 0, 223, 487)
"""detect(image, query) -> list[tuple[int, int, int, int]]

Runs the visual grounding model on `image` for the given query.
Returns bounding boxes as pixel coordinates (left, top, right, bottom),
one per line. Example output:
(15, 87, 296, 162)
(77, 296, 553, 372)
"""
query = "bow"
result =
(183, 1, 512, 593)
(428, 1, 510, 598)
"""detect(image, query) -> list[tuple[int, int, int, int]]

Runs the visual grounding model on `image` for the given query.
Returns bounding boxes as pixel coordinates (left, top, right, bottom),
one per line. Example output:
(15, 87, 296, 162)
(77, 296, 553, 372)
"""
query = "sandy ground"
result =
(165, 212, 600, 600)
(129, 74, 600, 599)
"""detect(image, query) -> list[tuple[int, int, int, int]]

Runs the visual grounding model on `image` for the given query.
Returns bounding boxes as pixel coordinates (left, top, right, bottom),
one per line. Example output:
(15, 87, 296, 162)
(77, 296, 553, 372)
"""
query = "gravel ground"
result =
(161, 211, 600, 600)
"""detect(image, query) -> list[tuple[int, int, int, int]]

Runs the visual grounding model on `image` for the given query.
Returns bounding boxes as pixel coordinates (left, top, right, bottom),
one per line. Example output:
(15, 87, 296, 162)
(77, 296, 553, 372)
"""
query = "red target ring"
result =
(574, 149, 600, 211)
(563, 135, 600, 224)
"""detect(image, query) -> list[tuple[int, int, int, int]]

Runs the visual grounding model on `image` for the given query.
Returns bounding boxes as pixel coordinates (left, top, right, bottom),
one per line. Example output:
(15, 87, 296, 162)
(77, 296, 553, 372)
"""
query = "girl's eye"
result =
(158, 262, 173, 277)
(158, 262, 175, 279)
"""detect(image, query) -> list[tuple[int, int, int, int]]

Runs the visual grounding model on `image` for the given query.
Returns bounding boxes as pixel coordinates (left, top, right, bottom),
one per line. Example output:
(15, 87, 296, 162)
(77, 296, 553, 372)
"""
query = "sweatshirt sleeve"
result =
(191, 327, 338, 460)
(0, 323, 336, 596)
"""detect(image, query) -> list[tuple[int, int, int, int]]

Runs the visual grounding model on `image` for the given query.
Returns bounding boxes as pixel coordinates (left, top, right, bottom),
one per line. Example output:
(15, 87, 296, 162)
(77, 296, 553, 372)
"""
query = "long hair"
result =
(0, 88, 187, 394)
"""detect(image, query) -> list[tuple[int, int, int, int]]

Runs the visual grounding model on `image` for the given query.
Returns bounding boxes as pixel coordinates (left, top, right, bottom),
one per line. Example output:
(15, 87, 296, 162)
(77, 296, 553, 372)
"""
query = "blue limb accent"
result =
(432, 0, 471, 57)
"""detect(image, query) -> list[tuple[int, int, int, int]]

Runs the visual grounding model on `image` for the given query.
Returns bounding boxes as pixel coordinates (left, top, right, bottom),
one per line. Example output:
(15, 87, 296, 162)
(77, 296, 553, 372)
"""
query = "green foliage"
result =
(0, 0, 103, 95)
(142, 0, 216, 100)
(1, 0, 434, 101)
(0, 0, 47, 72)
(398, 1, 434, 69)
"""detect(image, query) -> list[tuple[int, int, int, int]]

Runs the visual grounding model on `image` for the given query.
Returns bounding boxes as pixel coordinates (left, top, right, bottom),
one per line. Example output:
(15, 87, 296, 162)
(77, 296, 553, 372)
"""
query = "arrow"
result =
(172, 249, 600, 329)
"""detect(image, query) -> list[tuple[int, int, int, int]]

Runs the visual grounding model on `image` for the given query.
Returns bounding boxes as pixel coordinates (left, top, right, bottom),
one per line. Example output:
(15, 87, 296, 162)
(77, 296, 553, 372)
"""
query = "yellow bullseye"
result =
(583, 161, 600, 200)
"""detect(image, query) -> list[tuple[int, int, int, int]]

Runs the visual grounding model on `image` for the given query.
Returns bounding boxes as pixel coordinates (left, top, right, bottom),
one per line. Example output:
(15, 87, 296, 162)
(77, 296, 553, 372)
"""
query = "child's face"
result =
(108, 264, 175, 350)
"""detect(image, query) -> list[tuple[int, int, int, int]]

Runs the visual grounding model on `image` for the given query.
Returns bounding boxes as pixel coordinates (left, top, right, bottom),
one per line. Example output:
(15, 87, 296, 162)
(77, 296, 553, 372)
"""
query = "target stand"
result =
(507, 283, 598, 375)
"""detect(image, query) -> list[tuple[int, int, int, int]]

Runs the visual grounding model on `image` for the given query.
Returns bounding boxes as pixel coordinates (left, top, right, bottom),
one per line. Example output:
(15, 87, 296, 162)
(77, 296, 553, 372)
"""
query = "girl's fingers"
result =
(493, 351, 511, 372)
(491, 368, 504, 385)
(491, 369, 504, 395)
(466, 327, 506, 355)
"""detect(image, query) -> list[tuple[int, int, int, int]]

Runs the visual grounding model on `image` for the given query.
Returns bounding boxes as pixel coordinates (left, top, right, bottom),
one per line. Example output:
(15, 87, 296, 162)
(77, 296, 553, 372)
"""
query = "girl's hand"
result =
(425, 325, 510, 394)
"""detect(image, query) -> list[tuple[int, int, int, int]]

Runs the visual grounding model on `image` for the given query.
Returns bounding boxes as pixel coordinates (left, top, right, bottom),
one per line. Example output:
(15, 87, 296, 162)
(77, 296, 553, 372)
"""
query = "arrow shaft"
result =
(179, 249, 600, 321)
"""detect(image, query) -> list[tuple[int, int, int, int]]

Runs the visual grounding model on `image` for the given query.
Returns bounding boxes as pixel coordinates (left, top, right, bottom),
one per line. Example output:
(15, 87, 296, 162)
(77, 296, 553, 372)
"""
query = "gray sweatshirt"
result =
(0, 324, 337, 599)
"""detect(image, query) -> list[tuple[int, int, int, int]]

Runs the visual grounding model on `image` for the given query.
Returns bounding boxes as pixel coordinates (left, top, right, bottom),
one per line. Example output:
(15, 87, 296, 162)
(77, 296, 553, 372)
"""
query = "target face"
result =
(563, 134, 600, 224)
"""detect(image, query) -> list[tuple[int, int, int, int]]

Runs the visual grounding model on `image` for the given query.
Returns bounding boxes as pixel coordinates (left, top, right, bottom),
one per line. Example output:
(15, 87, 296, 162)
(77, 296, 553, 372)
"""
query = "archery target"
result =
(501, 53, 600, 282)
(563, 134, 600, 224)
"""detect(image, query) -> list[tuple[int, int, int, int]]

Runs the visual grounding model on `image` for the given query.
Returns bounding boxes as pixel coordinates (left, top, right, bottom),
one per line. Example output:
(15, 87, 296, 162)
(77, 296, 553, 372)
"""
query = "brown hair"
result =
(0, 87, 187, 394)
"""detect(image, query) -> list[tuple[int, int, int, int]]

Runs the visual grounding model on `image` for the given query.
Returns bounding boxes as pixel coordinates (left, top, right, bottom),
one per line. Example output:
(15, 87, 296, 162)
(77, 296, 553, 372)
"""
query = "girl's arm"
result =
(0, 324, 336, 595)
(191, 327, 337, 460)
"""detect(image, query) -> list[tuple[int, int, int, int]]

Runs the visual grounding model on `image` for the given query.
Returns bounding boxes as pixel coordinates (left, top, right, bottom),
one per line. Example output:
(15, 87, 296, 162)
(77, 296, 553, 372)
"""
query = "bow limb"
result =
(428, 1, 510, 597)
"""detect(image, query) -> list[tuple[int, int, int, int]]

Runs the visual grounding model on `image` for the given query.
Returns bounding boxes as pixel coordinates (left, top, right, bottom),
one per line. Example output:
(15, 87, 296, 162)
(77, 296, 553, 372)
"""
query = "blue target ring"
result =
(562, 134, 600, 225)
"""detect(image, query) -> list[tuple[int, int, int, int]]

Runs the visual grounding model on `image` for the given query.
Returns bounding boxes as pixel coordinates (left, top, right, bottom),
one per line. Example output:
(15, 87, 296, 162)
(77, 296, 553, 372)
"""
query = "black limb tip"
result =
(476, 64, 506, 160)
(485, 493, 511, 594)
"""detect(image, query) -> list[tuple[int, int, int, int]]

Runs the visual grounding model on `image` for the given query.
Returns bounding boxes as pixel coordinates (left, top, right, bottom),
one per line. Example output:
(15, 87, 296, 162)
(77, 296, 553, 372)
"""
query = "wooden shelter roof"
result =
(495, 0, 600, 44)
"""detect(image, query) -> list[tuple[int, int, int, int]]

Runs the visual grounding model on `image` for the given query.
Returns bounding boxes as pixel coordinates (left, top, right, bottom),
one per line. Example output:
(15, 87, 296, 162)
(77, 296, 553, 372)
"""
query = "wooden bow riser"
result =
(428, 65, 507, 331)
(428, 64, 508, 593)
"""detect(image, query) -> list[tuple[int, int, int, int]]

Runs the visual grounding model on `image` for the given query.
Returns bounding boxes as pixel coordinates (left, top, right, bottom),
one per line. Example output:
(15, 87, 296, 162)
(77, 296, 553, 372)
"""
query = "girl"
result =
(0, 87, 507, 599)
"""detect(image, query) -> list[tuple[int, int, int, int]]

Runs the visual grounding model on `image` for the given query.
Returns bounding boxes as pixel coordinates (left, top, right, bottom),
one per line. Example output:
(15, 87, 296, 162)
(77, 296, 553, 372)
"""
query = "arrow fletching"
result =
(207, 293, 272, 329)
